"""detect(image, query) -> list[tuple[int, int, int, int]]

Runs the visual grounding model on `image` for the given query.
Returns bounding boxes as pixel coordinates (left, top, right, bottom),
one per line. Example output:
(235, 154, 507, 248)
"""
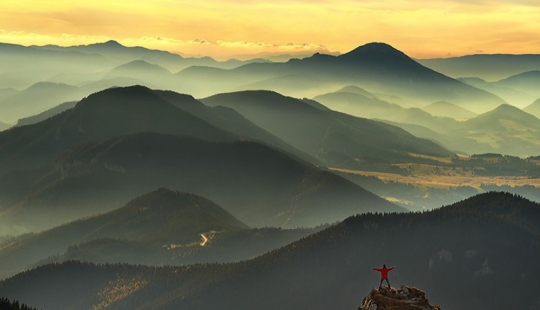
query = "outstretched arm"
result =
(388, 266, 396, 271)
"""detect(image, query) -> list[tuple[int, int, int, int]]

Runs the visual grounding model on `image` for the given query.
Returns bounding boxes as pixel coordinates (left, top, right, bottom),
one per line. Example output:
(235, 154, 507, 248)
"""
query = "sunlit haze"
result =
(1, 0, 540, 60)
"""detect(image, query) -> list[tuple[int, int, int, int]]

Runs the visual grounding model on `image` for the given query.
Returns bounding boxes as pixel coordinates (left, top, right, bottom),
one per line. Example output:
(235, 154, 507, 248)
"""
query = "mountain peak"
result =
(102, 40, 123, 47)
(359, 286, 441, 310)
(342, 42, 405, 58)
(337, 42, 420, 71)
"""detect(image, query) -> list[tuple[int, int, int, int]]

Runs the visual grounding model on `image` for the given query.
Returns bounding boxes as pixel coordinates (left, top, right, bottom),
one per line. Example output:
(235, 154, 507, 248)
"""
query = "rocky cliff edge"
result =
(359, 285, 441, 310)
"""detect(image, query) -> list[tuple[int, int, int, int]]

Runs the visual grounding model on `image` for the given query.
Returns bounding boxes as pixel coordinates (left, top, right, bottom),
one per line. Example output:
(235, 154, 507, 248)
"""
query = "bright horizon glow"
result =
(1, 0, 539, 60)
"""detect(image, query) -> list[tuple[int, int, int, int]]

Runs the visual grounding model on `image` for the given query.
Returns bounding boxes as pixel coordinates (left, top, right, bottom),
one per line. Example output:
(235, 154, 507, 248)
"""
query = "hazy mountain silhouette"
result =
(0, 88, 18, 101)
(0, 42, 113, 89)
(153, 89, 313, 163)
(336, 85, 377, 97)
(384, 107, 459, 132)
(524, 98, 540, 118)
(233, 73, 335, 98)
(102, 60, 174, 87)
(385, 103, 540, 156)
(35, 40, 266, 72)
(417, 54, 540, 80)
(0, 41, 268, 92)
(457, 104, 540, 155)
(495, 70, 540, 98)
(464, 104, 540, 132)
(15, 101, 77, 127)
(175, 43, 504, 110)
(0, 132, 402, 233)
(0, 85, 236, 175)
(422, 101, 477, 119)
(0, 188, 325, 278)
(312, 88, 402, 119)
(296, 43, 499, 110)
(202, 90, 454, 170)
(0, 121, 10, 132)
(312, 85, 471, 127)
(458, 77, 535, 107)
(0, 189, 238, 275)
(79, 77, 159, 94)
(0, 82, 85, 123)
(1, 192, 538, 310)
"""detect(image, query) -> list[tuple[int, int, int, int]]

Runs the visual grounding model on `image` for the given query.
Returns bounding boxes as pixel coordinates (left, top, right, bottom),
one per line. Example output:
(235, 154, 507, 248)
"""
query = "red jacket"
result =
(373, 266, 395, 279)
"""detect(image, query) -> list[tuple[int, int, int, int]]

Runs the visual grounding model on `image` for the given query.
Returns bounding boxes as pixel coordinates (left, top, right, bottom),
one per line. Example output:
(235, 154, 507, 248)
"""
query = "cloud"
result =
(216, 40, 274, 48)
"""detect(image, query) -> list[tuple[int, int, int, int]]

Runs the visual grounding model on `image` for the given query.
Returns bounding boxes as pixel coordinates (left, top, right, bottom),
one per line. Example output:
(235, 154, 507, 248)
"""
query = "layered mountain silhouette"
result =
(495, 70, 540, 98)
(0, 82, 85, 123)
(101, 60, 174, 87)
(0, 188, 323, 278)
(0, 132, 402, 233)
(15, 101, 77, 127)
(524, 98, 540, 118)
(417, 54, 540, 81)
(0, 86, 233, 175)
(2, 39, 540, 310)
(0, 41, 268, 93)
(34, 40, 264, 72)
(458, 104, 540, 155)
(202, 90, 454, 170)
(371, 102, 540, 157)
(0, 42, 112, 89)
(1, 192, 538, 310)
(458, 77, 535, 107)
(422, 101, 477, 119)
(312, 86, 403, 119)
(184, 43, 504, 111)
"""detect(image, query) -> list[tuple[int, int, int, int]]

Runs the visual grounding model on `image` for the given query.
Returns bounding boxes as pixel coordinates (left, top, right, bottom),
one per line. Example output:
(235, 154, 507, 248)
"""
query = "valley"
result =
(332, 166, 540, 189)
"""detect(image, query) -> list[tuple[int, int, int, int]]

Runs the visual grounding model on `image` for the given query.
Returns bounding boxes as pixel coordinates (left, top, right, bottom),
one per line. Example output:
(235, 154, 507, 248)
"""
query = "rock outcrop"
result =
(359, 285, 441, 310)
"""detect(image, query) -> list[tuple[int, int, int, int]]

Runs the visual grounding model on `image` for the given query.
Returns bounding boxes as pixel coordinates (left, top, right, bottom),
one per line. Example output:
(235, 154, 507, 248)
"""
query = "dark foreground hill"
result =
(1, 192, 538, 310)
(0, 132, 401, 233)
(0, 297, 38, 310)
(0, 188, 320, 279)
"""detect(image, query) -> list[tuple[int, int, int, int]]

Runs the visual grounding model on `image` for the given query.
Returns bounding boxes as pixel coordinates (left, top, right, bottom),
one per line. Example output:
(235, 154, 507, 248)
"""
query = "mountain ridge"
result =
(0, 192, 538, 310)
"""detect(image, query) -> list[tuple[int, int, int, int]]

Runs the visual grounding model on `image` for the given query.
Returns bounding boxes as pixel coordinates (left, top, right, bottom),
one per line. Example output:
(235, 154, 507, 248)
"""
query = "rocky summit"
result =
(359, 286, 441, 310)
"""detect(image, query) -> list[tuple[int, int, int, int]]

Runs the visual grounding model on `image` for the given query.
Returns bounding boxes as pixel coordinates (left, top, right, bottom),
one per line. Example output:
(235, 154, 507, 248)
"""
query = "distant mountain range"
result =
(202, 90, 454, 170)
(417, 54, 540, 81)
(422, 101, 477, 119)
(0, 82, 85, 123)
(2, 40, 525, 123)
(524, 98, 540, 118)
(1, 192, 538, 310)
(312, 84, 540, 156)
(185, 43, 505, 111)
(0, 41, 268, 89)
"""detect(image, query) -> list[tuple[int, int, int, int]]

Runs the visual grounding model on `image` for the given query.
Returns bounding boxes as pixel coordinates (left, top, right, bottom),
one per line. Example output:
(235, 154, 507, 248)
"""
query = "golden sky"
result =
(1, 0, 539, 60)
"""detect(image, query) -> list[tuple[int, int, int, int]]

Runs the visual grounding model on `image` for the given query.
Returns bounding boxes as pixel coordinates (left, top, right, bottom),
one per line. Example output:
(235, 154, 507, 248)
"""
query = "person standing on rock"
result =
(372, 264, 395, 289)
